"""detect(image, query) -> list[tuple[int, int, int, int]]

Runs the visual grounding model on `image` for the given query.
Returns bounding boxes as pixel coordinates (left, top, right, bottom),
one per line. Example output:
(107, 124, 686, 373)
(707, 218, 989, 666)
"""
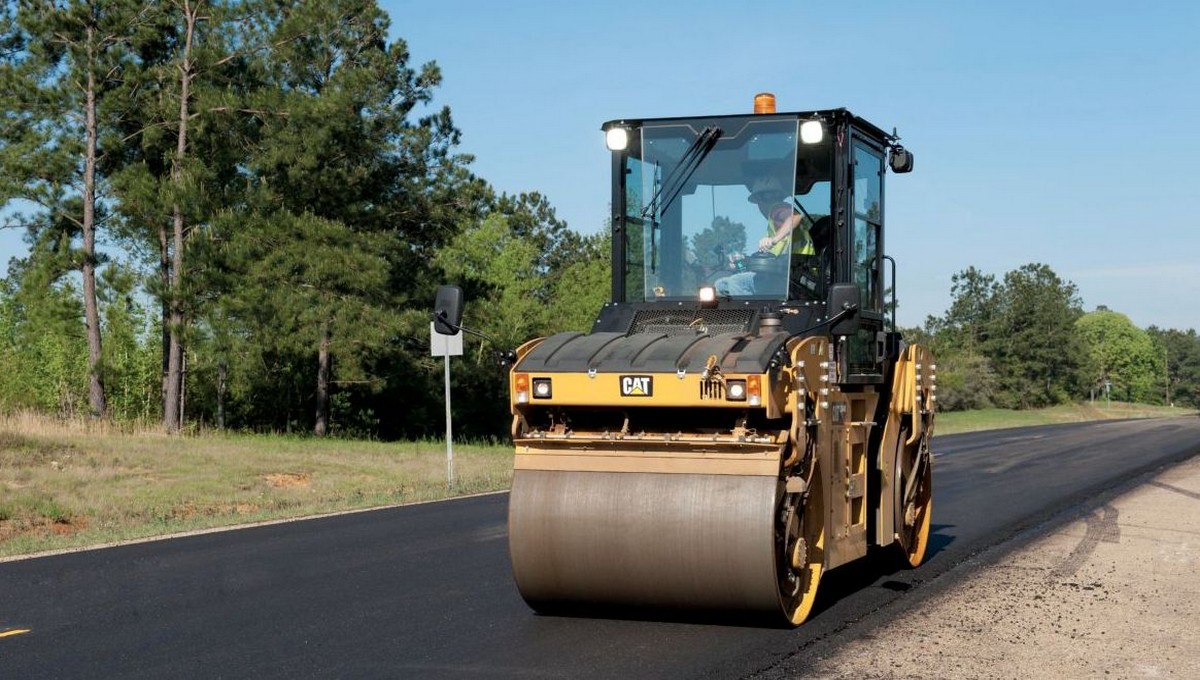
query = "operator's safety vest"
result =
(765, 203, 815, 257)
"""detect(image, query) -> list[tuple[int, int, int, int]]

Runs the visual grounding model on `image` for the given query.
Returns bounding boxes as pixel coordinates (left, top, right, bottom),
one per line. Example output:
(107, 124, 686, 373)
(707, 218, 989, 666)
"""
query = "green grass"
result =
(1, 402, 1194, 559)
(0, 415, 512, 559)
(935, 401, 1197, 435)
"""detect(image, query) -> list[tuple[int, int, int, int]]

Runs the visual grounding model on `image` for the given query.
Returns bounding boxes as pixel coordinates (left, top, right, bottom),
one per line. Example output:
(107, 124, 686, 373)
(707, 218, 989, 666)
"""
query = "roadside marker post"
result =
(430, 322, 463, 488)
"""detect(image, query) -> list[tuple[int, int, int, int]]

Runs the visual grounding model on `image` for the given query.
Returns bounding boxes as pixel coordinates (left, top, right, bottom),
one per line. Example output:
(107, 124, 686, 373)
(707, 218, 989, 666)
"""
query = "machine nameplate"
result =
(620, 375, 653, 396)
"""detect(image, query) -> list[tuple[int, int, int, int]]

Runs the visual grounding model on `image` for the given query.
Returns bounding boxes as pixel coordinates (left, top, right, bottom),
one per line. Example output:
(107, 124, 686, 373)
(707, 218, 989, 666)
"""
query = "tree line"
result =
(0, 0, 607, 440)
(2, 3, 1195, 441)
(908, 264, 1200, 412)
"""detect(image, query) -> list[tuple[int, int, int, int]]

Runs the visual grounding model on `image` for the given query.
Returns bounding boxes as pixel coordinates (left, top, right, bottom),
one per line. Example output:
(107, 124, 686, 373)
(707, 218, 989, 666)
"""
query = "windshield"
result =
(620, 116, 833, 303)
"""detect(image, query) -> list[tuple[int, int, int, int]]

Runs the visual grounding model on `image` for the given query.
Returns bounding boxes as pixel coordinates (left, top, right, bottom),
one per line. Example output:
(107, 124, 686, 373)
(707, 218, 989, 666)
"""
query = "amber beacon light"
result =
(753, 92, 776, 114)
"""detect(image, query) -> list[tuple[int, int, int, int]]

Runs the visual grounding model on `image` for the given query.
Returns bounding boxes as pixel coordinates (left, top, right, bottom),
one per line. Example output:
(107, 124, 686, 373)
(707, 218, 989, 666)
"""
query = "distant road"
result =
(2, 417, 1198, 679)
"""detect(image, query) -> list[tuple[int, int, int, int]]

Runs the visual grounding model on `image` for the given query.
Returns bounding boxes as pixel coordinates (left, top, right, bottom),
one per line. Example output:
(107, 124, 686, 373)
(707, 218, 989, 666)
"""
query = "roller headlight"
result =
(605, 127, 629, 151)
(532, 378, 553, 399)
(800, 119, 824, 144)
(726, 380, 747, 401)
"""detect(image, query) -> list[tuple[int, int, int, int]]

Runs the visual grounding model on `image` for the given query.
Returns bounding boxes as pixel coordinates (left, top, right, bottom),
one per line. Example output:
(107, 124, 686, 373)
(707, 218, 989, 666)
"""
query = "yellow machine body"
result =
(508, 331, 935, 625)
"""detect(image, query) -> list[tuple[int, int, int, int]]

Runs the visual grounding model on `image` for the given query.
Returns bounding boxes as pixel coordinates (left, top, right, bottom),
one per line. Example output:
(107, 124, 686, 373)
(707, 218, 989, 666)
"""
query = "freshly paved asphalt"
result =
(2, 417, 1198, 679)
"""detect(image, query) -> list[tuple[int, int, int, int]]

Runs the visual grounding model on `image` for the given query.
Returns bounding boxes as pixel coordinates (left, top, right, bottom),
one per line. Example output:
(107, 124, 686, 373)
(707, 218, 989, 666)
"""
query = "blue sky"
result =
(3, 0, 1198, 331)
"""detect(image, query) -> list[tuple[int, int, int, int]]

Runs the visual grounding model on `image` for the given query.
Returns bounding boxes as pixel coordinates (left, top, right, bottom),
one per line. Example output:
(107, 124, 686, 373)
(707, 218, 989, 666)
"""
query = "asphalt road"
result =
(2, 417, 1199, 679)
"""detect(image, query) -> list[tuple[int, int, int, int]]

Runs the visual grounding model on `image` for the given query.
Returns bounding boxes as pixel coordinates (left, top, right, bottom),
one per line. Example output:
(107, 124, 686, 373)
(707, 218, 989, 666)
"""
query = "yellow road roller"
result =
(503, 95, 934, 626)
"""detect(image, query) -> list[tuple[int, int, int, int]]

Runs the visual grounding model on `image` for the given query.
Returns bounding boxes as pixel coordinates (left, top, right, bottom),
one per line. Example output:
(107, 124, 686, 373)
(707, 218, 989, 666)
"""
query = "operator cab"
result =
(607, 113, 831, 304)
(598, 95, 913, 382)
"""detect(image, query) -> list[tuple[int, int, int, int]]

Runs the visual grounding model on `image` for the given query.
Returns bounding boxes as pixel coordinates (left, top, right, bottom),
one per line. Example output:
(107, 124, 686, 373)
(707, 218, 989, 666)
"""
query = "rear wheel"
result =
(894, 431, 932, 568)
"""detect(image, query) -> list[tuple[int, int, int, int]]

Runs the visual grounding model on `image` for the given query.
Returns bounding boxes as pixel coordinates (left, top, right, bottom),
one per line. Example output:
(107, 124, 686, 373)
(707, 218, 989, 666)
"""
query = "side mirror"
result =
(889, 146, 914, 174)
(827, 283, 861, 336)
(432, 285, 463, 335)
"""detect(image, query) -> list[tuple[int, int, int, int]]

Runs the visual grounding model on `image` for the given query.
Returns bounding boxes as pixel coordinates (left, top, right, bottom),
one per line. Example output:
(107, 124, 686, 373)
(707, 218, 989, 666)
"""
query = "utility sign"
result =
(620, 375, 653, 397)
(430, 322, 463, 357)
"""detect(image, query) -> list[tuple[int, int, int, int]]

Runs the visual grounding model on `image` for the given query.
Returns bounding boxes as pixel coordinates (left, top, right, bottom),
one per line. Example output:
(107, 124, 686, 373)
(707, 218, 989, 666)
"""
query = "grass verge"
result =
(0, 412, 510, 559)
(935, 401, 1196, 435)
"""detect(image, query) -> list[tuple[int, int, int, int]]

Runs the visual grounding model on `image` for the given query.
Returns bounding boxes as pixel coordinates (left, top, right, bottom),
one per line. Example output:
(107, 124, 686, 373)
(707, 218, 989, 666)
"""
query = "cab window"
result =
(851, 142, 883, 311)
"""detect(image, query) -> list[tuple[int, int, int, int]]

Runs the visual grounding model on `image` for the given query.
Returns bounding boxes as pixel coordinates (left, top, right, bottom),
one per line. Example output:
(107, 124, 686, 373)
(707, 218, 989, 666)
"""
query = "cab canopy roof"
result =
(602, 108, 893, 144)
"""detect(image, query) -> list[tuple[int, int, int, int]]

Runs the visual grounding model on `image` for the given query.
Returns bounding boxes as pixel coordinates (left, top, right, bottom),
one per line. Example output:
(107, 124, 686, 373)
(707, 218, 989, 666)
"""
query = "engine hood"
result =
(515, 329, 790, 375)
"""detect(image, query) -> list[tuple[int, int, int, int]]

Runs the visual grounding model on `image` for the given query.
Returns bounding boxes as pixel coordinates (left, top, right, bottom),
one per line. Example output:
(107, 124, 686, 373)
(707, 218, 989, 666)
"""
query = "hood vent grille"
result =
(627, 308, 754, 337)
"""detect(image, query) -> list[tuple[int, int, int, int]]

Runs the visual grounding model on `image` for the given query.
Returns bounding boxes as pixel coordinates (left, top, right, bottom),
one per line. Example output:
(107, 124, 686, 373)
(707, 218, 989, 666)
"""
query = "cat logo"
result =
(620, 375, 653, 397)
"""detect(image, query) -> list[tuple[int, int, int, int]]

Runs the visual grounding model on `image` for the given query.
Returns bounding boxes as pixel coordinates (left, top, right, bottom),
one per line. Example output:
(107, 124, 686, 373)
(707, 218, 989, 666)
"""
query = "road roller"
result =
(501, 94, 935, 626)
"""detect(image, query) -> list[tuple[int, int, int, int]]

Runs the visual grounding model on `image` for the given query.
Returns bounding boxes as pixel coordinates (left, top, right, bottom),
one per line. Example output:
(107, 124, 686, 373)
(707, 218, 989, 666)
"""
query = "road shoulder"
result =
(765, 454, 1200, 679)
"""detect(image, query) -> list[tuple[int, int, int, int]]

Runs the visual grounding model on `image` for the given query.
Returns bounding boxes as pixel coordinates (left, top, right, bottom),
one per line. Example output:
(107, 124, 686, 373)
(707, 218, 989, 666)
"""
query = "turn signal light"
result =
(747, 375, 762, 406)
(515, 373, 530, 404)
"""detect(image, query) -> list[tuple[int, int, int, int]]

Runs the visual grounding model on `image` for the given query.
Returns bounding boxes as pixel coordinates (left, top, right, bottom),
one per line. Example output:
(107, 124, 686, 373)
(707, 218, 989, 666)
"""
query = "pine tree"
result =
(985, 263, 1084, 408)
(105, 0, 248, 432)
(214, 0, 479, 435)
(0, 0, 152, 417)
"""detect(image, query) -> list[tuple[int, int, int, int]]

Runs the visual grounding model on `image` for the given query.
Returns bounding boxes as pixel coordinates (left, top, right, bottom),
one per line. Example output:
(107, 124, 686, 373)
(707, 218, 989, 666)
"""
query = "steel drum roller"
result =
(508, 469, 782, 613)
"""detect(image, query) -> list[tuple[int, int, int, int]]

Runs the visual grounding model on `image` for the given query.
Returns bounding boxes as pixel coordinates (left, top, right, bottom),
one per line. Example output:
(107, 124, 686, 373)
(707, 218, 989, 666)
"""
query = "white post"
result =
(430, 321, 463, 490)
(444, 352, 454, 489)
(1165, 348, 1170, 407)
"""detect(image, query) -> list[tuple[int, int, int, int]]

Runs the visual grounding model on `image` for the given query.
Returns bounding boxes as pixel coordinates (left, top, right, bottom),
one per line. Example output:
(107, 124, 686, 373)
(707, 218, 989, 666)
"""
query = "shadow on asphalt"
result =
(926, 522, 957, 560)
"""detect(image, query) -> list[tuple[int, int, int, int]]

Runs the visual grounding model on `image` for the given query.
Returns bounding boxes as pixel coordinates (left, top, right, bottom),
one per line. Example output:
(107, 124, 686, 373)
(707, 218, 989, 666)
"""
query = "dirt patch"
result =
(263, 472, 312, 489)
(50, 516, 88, 535)
(0, 514, 89, 542)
